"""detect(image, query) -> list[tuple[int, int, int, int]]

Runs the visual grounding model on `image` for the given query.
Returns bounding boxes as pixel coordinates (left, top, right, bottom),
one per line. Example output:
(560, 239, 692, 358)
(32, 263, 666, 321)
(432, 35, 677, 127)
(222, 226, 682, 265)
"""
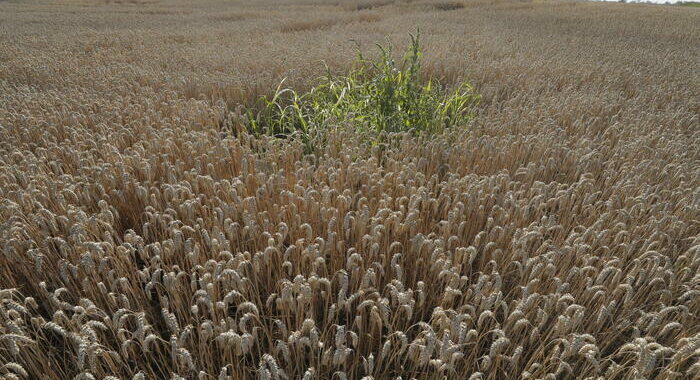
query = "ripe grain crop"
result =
(0, 0, 699, 379)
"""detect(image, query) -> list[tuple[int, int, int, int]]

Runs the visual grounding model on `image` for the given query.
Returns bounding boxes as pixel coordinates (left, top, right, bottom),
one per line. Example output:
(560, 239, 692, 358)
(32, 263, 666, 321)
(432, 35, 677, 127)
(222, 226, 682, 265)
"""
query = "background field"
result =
(0, 0, 699, 379)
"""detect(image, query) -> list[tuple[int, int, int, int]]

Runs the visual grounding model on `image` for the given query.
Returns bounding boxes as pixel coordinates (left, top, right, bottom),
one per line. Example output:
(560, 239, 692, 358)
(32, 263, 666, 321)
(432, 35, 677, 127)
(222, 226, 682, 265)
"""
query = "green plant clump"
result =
(246, 31, 480, 148)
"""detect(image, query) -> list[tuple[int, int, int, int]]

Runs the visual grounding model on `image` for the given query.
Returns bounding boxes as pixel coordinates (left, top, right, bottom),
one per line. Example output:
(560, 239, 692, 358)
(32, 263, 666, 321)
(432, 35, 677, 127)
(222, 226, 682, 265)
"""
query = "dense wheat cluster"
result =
(1, 0, 699, 379)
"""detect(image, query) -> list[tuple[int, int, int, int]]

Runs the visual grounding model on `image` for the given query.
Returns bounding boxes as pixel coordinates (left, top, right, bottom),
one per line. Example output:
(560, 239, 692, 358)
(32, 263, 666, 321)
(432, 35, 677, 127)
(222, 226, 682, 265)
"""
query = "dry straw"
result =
(0, 0, 699, 379)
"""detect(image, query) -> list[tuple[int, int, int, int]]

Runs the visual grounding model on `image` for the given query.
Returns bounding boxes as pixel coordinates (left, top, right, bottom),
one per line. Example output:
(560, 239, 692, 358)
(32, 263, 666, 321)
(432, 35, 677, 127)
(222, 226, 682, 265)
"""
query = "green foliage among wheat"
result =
(246, 32, 479, 149)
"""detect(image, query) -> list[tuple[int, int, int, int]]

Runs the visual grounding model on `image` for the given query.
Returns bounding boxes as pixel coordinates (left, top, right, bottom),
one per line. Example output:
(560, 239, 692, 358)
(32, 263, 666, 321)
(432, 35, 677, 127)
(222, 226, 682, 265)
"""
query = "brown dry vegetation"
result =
(1, 0, 699, 379)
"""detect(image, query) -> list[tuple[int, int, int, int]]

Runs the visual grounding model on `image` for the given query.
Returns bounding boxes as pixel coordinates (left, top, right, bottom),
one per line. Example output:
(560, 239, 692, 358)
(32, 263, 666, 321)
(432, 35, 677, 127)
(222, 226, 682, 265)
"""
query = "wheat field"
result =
(1, 0, 699, 379)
